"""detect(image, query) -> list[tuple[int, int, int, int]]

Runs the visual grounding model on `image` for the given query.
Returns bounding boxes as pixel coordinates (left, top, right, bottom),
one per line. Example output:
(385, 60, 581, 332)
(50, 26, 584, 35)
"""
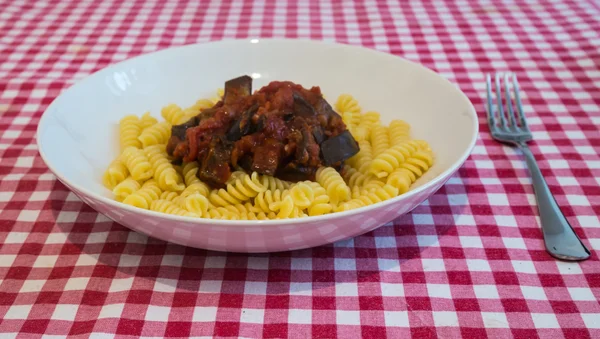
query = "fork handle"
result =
(518, 143, 590, 261)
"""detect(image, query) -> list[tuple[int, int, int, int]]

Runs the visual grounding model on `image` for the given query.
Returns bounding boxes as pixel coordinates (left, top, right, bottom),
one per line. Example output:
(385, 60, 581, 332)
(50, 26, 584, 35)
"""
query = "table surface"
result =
(1, 0, 599, 338)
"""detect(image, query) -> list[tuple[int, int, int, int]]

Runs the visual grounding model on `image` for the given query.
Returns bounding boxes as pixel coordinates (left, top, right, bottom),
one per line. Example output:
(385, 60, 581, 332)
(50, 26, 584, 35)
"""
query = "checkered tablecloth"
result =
(1, 0, 599, 337)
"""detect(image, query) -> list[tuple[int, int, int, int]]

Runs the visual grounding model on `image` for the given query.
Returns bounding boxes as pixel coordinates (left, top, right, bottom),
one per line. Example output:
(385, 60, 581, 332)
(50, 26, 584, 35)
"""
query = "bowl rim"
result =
(36, 37, 479, 226)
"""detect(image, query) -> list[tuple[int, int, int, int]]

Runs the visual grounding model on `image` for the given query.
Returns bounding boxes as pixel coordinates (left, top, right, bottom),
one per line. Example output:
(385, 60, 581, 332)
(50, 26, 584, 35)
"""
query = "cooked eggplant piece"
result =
(223, 75, 252, 104)
(171, 116, 199, 141)
(312, 125, 325, 144)
(251, 143, 281, 176)
(320, 130, 360, 165)
(313, 96, 338, 120)
(276, 163, 316, 182)
(198, 136, 233, 187)
(293, 91, 317, 117)
(295, 129, 312, 164)
(227, 104, 258, 141)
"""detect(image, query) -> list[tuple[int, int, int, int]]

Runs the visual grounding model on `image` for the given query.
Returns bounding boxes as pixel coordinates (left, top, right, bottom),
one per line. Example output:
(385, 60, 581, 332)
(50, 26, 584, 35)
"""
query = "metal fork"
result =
(486, 73, 590, 261)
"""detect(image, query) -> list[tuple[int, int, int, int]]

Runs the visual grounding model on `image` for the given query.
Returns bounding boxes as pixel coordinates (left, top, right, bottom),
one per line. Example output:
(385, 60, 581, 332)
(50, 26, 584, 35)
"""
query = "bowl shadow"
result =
(49, 175, 468, 294)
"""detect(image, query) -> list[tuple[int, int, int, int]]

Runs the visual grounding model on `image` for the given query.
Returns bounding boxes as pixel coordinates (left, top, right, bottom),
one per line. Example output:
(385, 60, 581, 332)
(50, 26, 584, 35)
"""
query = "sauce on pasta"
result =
(166, 76, 360, 187)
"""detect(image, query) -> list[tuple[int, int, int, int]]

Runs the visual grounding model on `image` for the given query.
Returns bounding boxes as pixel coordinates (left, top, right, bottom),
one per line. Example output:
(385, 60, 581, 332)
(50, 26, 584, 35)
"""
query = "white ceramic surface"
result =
(37, 38, 478, 253)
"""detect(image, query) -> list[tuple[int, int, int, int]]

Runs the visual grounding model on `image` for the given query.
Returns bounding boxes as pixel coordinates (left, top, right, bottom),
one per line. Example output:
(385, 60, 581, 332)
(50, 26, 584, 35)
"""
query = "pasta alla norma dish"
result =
(103, 76, 434, 220)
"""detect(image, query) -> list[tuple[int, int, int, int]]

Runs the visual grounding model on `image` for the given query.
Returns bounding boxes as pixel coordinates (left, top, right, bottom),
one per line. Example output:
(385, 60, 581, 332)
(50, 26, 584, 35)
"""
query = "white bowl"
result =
(37, 39, 478, 253)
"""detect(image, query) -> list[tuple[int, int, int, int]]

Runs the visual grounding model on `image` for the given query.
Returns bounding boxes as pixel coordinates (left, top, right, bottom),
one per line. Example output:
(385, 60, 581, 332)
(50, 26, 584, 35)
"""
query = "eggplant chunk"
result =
(198, 136, 233, 187)
(312, 125, 325, 145)
(170, 116, 198, 141)
(227, 104, 258, 141)
(224, 75, 252, 105)
(293, 91, 317, 117)
(276, 163, 316, 182)
(320, 130, 360, 165)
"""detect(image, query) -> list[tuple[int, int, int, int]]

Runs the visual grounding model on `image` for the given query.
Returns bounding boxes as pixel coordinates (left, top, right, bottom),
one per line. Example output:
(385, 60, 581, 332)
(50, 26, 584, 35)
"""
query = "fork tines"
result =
(486, 72, 529, 132)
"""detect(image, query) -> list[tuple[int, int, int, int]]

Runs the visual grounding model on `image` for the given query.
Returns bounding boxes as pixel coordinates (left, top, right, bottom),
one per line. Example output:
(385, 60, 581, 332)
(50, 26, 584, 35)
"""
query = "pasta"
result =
(253, 189, 288, 212)
(258, 173, 292, 191)
(316, 167, 351, 205)
(335, 94, 361, 115)
(389, 120, 410, 145)
(120, 146, 153, 181)
(144, 144, 185, 192)
(122, 179, 162, 209)
(161, 104, 187, 125)
(387, 149, 434, 193)
(360, 111, 381, 129)
(138, 121, 171, 148)
(140, 112, 158, 130)
(102, 159, 129, 189)
(368, 140, 429, 178)
(103, 91, 434, 220)
(370, 125, 389, 158)
(119, 115, 143, 150)
(347, 140, 373, 174)
(112, 177, 141, 201)
(150, 199, 198, 217)
(288, 182, 314, 209)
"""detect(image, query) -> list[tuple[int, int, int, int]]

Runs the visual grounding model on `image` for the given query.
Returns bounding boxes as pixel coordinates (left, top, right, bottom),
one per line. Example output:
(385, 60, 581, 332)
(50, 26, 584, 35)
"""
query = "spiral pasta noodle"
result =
(181, 193, 210, 217)
(316, 167, 351, 205)
(352, 184, 399, 206)
(341, 165, 378, 188)
(269, 195, 296, 219)
(102, 159, 129, 189)
(361, 111, 381, 129)
(368, 140, 429, 178)
(182, 162, 201, 186)
(122, 179, 162, 209)
(105, 92, 434, 220)
(112, 177, 141, 201)
(370, 125, 389, 158)
(288, 182, 314, 209)
(387, 149, 434, 193)
(144, 144, 185, 192)
(300, 181, 333, 216)
(138, 121, 171, 148)
(334, 199, 364, 212)
(335, 94, 361, 114)
(348, 140, 373, 174)
(349, 125, 369, 142)
(140, 112, 158, 130)
(161, 104, 187, 125)
(119, 115, 142, 150)
(253, 189, 289, 212)
(258, 173, 292, 191)
(209, 172, 266, 206)
(120, 146, 153, 181)
(160, 191, 180, 202)
(150, 199, 197, 217)
(388, 120, 410, 146)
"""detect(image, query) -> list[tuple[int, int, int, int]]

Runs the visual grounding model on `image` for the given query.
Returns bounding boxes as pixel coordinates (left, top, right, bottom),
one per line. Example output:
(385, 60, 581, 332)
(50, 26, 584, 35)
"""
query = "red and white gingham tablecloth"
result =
(1, 0, 599, 338)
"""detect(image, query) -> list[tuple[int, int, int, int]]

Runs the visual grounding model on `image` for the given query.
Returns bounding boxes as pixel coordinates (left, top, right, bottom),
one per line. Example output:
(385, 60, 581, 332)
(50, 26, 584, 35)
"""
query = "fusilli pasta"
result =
(144, 144, 185, 192)
(113, 176, 141, 201)
(122, 179, 162, 209)
(138, 121, 171, 148)
(120, 146, 153, 181)
(388, 120, 410, 145)
(161, 104, 187, 125)
(316, 167, 351, 205)
(104, 92, 434, 220)
(140, 112, 158, 130)
(119, 115, 142, 150)
(102, 159, 129, 189)
(368, 139, 428, 178)
(335, 94, 361, 114)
